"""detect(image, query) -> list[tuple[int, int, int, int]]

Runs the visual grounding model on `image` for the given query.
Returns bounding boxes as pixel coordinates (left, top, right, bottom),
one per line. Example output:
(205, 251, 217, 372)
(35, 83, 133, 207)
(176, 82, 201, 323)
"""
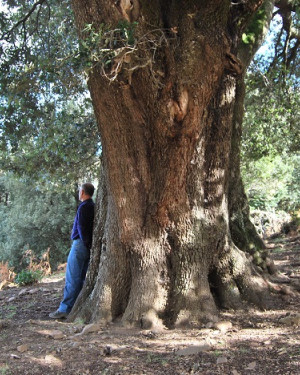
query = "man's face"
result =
(79, 188, 84, 202)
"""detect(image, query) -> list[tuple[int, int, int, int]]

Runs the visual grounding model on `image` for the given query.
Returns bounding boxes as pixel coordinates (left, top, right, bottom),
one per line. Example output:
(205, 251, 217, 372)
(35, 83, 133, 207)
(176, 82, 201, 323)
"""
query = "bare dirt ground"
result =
(0, 234, 299, 375)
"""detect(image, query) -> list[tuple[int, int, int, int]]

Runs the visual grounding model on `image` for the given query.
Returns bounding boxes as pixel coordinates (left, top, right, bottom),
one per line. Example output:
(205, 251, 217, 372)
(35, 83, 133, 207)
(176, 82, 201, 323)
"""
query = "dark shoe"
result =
(49, 309, 68, 319)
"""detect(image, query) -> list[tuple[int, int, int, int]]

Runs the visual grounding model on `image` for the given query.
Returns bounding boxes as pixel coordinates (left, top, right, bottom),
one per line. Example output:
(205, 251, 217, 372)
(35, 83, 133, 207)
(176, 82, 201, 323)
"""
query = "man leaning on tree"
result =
(49, 182, 95, 319)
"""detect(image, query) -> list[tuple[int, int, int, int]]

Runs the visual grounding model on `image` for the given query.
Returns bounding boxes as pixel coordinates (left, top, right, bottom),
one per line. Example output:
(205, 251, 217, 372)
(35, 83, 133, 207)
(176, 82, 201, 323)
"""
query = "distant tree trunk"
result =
(228, 77, 264, 252)
(228, 0, 277, 274)
(228, 76, 276, 275)
(69, 0, 273, 327)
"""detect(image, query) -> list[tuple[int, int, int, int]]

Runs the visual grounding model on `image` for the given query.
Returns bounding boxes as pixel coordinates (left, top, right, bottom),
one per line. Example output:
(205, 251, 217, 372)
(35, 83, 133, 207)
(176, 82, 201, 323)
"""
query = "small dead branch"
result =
(81, 24, 174, 84)
(21, 248, 52, 276)
(0, 262, 16, 290)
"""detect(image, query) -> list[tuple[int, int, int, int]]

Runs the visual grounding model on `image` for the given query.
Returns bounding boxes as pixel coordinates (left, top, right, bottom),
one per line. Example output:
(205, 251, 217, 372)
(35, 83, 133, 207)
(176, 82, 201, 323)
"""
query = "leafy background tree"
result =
(0, 0, 100, 272)
(0, 0, 100, 179)
(242, 9, 300, 217)
(0, 174, 75, 271)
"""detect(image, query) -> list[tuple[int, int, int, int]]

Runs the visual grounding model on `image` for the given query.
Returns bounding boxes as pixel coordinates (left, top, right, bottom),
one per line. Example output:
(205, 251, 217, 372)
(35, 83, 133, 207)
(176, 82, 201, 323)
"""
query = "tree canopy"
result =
(0, 0, 100, 186)
(0, 0, 100, 270)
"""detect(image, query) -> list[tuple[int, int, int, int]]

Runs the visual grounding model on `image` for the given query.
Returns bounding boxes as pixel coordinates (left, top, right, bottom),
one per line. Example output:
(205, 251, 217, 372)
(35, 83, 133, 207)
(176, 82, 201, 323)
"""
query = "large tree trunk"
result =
(69, 0, 271, 327)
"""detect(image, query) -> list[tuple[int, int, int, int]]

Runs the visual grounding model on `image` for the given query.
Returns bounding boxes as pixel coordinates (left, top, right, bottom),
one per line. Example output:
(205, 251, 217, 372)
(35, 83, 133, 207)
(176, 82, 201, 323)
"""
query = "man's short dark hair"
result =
(81, 183, 95, 197)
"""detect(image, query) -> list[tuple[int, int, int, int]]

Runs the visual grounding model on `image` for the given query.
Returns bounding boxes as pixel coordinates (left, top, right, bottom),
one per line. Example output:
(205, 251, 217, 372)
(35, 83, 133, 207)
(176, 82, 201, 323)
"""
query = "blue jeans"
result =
(59, 239, 90, 313)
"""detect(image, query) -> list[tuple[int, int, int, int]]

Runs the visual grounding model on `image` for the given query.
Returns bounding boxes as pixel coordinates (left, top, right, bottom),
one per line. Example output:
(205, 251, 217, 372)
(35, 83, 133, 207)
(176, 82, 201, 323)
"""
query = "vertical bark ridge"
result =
(121, 236, 169, 328)
(164, 224, 219, 327)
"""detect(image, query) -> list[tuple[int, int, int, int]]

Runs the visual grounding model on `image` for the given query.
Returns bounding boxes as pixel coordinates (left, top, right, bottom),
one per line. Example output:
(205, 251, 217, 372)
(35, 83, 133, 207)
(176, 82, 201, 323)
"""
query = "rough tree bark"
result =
(69, 0, 274, 328)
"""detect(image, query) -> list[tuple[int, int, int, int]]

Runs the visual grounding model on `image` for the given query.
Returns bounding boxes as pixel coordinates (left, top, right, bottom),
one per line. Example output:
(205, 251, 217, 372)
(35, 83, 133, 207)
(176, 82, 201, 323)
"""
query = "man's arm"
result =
(77, 203, 94, 249)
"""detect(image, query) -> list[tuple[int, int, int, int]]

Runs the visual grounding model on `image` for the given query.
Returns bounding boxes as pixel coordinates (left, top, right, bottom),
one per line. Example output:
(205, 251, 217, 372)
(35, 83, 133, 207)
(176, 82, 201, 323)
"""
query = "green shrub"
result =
(242, 154, 300, 213)
(0, 174, 75, 271)
(15, 270, 43, 286)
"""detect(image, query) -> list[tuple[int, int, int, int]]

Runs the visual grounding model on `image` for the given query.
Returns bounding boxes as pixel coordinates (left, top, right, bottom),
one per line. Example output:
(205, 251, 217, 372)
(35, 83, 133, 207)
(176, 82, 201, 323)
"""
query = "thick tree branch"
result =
(238, 0, 276, 66)
(269, 0, 300, 71)
(286, 38, 300, 68)
(230, 0, 265, 35)
(275, 0, 298, 12)
(290, 26, 300, 40)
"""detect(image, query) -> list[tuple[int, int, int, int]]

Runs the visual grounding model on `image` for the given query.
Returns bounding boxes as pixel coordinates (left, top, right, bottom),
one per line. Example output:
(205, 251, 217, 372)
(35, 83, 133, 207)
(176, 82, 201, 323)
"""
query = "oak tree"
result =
(69, 0, 286, 328)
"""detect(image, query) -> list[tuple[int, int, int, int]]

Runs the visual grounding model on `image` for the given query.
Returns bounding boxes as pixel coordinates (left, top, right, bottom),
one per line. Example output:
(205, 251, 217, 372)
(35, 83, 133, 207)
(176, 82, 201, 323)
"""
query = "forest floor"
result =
(0, 233, 300, 375)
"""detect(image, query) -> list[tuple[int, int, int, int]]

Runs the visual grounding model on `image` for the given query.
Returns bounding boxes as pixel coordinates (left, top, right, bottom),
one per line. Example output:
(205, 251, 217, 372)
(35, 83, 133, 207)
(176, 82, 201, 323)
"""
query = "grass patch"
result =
(270, 247, 286, 254)
(0, 364, 10, 375)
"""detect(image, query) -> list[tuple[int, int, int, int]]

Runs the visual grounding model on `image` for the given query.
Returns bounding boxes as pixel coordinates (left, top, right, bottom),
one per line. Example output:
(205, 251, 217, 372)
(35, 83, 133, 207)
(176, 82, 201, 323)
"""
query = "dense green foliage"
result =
(242, 13, 300, 215)
(15, 269, 43, 285)
(242, 154, 300, 212)
(242, 72, 300, 213)
(0, 174, 77, 271)
(0, 1, 100, 271)
(0, 0, 100, 182)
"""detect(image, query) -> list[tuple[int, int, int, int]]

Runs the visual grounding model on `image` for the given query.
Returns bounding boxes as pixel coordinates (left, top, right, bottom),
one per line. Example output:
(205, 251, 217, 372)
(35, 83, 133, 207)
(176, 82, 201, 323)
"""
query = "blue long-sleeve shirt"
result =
(71, 198, 95, 250)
